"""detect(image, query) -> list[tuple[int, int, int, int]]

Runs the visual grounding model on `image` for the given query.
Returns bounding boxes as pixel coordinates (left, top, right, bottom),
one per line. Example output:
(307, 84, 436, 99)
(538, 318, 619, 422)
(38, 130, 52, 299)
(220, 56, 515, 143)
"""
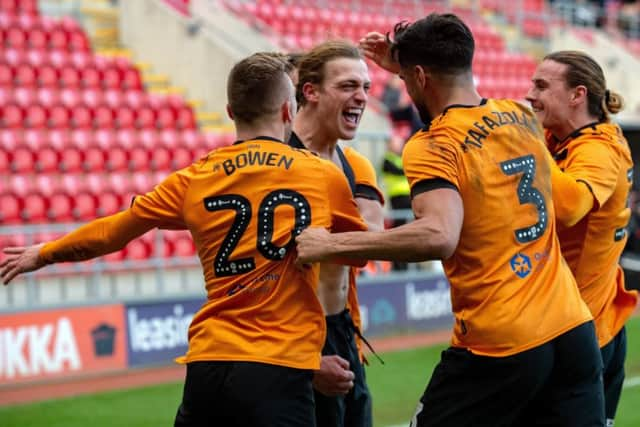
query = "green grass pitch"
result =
(1, 317, 639, 427)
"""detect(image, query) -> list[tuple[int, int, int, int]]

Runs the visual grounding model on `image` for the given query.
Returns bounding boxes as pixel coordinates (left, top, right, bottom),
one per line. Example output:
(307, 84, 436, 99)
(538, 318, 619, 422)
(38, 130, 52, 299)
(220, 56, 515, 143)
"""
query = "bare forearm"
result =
(40, 211, 155, 264)
(329, 219, 452, 262)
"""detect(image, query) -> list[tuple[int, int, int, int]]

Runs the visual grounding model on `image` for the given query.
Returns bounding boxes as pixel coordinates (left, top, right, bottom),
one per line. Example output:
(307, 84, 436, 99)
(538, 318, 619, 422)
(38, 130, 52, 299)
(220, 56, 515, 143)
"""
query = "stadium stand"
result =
(0, 0, 239, 266)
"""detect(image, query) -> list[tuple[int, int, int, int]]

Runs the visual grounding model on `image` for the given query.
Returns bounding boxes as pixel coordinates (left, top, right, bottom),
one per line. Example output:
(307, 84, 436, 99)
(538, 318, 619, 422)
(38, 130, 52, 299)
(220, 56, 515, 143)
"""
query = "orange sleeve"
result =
(563, 139, 620, 210)
(549, 158, 595, 227)
(39, 210, 156, 264)
(343, 147, 385, 204)
(130, 169, 190, 229)
(402, 131, 460, 192)
(324, 161, 368, 234)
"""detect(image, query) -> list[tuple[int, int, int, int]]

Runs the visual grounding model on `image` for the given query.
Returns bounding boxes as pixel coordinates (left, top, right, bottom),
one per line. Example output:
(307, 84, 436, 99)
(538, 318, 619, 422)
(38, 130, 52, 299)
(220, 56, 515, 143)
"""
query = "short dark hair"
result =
(227, 52, 290, 124)
(296, 40, 363, 106)
(389, 13, 474, 75)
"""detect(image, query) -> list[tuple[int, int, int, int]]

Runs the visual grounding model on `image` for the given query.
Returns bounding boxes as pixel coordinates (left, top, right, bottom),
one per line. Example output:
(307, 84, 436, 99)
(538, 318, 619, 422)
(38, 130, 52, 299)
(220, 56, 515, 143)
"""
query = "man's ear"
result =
(282, 100, 294, 123)
(302, 82, 319, 104)
(415, 65, 427, 89)
(226, 104, 234, 120)
(571, 85, 588, 107)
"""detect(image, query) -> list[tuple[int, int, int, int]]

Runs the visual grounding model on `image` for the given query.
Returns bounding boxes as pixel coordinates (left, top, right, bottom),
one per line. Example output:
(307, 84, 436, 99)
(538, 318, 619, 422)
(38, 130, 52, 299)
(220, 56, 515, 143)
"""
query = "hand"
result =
(313, 355, 355, 396)
(359, 32, 401, 74)
(295, 227, 334, 265)
(0, 244, 46, 285)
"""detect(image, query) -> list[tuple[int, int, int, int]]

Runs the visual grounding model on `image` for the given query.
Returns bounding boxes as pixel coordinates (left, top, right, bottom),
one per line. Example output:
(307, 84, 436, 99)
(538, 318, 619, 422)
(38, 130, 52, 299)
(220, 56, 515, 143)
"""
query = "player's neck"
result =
(235, 124, 286, 143)
(551, 111, 599, 142)
(431, 78, 482, 117)
(293, 110, 339, 159)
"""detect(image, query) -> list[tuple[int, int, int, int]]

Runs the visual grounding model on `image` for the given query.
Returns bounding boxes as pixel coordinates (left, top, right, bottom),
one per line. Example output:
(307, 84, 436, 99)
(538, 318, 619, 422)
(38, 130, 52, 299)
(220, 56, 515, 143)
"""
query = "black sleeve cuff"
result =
(411, 178, 458, 199)
(355, 184, 384, 203)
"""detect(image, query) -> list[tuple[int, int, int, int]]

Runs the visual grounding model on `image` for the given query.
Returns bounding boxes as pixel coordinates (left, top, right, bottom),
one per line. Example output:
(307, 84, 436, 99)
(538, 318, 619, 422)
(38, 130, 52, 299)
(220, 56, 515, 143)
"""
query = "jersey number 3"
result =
(203, 190, 311, 277)
(500, 154, 548, 243)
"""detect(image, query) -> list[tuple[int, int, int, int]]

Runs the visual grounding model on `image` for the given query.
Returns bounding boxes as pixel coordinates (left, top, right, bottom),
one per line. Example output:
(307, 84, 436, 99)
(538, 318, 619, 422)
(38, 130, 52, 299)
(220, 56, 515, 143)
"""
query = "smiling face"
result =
(526, 60, 574, 135)
(314, 57, 370, 141)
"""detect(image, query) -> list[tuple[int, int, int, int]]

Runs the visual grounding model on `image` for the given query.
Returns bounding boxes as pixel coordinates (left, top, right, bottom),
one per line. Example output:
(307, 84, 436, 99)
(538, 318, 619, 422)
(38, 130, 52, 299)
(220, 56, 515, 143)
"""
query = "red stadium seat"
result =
(59, 88, 83, 109)
(159, 129, 180, 149)
(84, 146, 106, 171)
(124, 90, 147, 109)
(127, 238, 151, 260)
(94, 128, 116, 149)
(23, 193, 48, 222)
(97, 192, 123, 217)
(37, 65, 58, 87)
(47, 128, 67, 150)
(172, 232, 196, 257)
(14, 63, 37, 87)
(23, 128, 47, 151)
(102, 67, 122, 89)
(103, 88, 124, 108)
(60, 147, 83, 172)
(69, 129, 92, 149)
(0, 194, 22, 224)
(131, 172, 155, 194)
(156, 107, 176, 129)
(151, 146, 172, 171)
(69, 30, 90, 52)
(9, 175, 32, 197)
(81, 67, 101, 89)
(176, 106, 196, 129)
(13, 86, 36, 107)
(59, 173, 84, 194)
(136, 106, 157, 129)
(35, 147, 60, 172)
(116, 128, 137, 149)
(73, 192, 98, 220)
(28, 26, 48, 50)
(2, 103, 24, 128)
(48, 193, 73, 222)
(49, 104, 71, 128)
(11, 147, 35, 173)
(138, 129, 157, 149)
(115, 107, 136, 129)
(24, 104, 47, 128)
(181, 129, 202, 149)
(106, 146, 129, 171)
(6, 27, 27, 49)
(172, 147, 193, 169)
(122, 69, 142, 90)
(94, 105, 115, 128)
(129, 147, 150, 171)
(70, 105, 93, 129)
(0, 129, 21, 151)
(82, 88, 104, 109)
(36, 87, 60, 108)
(34, 174, 60, 197)
(59, 66, 81, 88)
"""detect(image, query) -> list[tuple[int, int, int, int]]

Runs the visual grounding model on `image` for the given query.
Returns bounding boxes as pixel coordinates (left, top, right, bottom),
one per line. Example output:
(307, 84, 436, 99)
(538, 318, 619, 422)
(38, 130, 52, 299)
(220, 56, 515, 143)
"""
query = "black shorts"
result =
(174, 361, 315, 427)
(411, 321, 604, 427)
(314, 309, 372, 427)
(601, 326, 628, 424)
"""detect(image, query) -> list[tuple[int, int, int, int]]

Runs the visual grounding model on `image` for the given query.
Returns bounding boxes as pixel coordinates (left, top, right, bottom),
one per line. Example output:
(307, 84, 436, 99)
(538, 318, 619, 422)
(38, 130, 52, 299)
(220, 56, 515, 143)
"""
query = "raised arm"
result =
(1, 210, 157, 285)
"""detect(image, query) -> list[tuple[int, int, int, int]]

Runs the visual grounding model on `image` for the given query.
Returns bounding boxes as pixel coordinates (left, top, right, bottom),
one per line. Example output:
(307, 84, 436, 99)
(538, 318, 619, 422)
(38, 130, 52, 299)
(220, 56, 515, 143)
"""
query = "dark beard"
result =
(415, 102, 432, 127)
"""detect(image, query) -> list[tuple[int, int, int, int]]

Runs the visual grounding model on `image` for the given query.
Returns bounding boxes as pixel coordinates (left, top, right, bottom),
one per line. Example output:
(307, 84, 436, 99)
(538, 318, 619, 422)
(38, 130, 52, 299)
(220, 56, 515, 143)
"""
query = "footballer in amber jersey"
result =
(402, 98, 592, 357)
(130, 137, 367, 370)
(547, 122, 638, 347)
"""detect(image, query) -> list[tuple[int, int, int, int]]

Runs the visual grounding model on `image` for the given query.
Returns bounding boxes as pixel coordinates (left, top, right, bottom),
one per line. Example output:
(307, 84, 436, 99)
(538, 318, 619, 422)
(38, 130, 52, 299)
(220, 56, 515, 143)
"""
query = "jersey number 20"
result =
(500, 154, 548, 243)
(203, 190, 311, 277)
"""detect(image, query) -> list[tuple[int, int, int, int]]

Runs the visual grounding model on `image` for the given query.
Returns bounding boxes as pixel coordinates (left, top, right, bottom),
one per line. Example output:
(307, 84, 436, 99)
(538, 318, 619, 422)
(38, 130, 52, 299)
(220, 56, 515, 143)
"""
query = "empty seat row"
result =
(0, 62, 142, 90)
(0, 128, 233, 151)
(1, 48, 132, 69)
(0, 87, 188, 110)
(1, 103, 196, 130)
(1, 145, 207, 174)
(1, 26, 90, 51)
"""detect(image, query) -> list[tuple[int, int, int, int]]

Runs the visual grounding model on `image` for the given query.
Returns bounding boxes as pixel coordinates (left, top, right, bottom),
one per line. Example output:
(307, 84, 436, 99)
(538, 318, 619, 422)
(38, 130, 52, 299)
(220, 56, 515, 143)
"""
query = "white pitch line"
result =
(623, 375, 640, 389)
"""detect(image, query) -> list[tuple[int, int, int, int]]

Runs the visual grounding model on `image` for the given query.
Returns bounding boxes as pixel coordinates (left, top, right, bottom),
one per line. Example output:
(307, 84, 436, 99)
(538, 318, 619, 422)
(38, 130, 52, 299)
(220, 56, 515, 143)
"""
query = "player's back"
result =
(403, 99, 591, 357)
(155, 137, 366, 370)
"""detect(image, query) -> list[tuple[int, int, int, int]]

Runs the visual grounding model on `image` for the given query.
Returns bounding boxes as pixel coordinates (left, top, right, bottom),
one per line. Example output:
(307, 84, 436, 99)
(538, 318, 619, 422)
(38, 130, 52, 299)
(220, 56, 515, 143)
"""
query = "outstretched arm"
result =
(296, 187, 463, 264)
(1, 210, 157, 285)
